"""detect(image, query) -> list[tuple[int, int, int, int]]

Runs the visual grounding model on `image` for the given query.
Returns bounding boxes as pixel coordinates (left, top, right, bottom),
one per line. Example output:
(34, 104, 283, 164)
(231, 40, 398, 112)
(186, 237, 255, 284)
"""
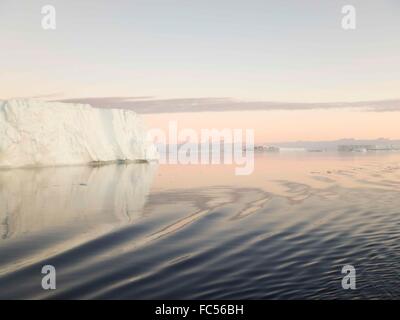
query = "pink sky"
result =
(143, 108, 400, 144)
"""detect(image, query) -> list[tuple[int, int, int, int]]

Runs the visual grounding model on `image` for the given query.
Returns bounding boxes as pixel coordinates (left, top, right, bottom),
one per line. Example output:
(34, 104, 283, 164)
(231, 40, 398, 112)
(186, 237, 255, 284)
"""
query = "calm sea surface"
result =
(1, 153, 400, 299)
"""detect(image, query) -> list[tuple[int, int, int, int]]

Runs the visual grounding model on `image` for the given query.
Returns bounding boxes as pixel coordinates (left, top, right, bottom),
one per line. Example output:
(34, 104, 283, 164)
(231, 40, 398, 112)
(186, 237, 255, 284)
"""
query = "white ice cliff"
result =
(0, 99, 158, 168)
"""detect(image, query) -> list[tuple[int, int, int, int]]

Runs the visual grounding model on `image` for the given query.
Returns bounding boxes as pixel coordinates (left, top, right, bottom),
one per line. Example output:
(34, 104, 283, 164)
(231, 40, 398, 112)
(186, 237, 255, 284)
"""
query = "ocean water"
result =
(1, 153, 400, 299)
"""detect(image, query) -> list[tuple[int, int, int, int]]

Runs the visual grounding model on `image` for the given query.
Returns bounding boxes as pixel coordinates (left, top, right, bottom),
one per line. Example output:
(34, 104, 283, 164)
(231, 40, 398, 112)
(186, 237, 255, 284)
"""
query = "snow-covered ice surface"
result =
(0, 99, 158, 168)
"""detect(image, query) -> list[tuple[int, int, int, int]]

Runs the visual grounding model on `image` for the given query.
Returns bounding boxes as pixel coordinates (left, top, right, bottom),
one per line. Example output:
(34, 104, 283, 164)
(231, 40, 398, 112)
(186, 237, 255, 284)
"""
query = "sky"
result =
(0, 0, 399, 142)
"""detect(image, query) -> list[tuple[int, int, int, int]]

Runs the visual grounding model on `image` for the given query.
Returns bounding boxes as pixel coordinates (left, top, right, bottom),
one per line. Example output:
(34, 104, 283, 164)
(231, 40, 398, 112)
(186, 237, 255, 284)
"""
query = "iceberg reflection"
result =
(0, 163, 157, 274)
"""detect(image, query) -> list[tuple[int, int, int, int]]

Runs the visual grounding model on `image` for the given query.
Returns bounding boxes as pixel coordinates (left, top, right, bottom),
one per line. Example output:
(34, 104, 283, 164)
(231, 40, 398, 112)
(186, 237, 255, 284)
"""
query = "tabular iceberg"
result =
(0, 99, 158, 168)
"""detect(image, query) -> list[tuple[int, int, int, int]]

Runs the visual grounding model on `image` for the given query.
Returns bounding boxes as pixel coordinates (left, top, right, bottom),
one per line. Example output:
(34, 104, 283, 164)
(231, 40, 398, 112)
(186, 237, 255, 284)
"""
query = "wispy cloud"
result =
(1, 92, 65, 101)
(54, 97, 400, 114)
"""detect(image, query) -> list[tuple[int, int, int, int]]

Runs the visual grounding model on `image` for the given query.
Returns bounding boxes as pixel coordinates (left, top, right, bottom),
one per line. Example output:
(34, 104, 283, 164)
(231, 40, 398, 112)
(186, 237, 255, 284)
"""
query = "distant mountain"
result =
(265, 138, 400, 150)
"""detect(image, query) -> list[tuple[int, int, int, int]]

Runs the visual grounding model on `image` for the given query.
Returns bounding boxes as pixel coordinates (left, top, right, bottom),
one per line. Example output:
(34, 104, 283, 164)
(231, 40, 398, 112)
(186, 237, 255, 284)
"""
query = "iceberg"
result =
(0, 99, 158, 168)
